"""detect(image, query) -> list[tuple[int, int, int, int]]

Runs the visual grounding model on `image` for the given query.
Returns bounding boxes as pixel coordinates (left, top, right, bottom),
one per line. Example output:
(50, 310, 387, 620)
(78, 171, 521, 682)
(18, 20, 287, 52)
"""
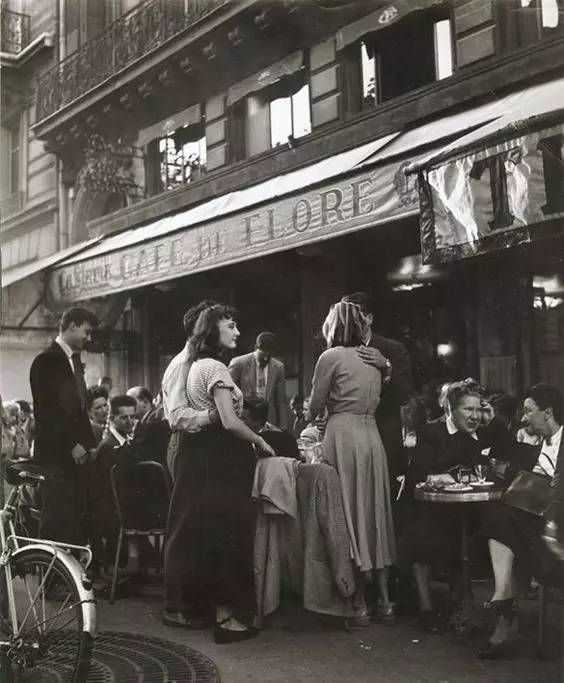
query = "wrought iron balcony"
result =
(1, 8, 31, 54)
(36, 0, 226, 124)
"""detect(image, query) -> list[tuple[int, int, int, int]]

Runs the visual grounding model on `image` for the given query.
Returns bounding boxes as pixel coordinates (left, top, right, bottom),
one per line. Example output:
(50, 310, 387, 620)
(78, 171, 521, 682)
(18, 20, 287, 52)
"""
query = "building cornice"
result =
(0, 32, 53, 68)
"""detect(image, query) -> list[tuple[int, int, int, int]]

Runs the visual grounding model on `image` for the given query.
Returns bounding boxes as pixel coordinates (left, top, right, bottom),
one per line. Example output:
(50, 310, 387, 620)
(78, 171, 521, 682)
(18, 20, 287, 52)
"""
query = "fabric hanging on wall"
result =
(227, 51, 304, 106)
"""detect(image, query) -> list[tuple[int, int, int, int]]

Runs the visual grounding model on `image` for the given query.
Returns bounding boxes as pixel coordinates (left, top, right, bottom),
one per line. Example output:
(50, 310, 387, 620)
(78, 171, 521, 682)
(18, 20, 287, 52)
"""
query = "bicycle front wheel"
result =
(5, 549, 93, 682)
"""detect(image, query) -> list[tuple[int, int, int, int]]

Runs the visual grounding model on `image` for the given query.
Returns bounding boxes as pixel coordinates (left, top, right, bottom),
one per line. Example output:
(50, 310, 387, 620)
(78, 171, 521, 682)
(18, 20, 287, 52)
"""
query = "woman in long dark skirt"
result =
(164, 303, 275, 643)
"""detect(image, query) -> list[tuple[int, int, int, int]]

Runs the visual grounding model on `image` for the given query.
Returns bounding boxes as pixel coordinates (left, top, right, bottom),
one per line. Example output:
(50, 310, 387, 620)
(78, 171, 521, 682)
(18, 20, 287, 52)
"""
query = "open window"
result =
(158, 124, 206, 191)
(496, 0, 564, 52)
(142, 105, 206, 196)
(360, 10, 453, 108)
(227, 51, 311, 159)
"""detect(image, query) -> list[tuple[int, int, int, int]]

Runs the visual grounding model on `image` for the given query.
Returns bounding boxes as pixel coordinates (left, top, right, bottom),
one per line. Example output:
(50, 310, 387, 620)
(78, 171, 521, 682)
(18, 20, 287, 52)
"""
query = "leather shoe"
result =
(213, 619, 259, 644)
(162, 611, 207, 629)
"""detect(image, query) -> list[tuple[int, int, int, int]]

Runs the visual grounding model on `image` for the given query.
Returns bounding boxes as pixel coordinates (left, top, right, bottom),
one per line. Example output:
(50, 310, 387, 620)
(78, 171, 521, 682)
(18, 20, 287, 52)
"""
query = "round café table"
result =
(414, 484, 503, 631)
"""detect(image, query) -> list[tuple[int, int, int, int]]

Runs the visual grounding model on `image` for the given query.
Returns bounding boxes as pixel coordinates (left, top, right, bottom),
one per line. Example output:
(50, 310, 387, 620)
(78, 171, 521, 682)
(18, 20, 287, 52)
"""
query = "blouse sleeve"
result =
(205, 360, 236, 397)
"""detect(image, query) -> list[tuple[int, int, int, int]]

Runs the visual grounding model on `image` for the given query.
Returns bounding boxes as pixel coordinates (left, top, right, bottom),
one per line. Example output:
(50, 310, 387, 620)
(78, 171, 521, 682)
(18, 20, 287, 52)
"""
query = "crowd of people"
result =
(1, 292, 563, 655)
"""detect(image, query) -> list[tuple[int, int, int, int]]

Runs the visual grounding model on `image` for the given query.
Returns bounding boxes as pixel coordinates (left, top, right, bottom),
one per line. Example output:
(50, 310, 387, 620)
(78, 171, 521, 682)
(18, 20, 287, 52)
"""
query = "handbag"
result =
(502, 470, 553, 517)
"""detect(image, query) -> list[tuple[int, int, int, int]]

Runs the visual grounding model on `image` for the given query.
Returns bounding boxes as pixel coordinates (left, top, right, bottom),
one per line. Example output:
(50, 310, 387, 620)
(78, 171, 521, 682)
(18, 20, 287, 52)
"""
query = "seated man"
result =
(92, 395, 137, 573)
(242, 395, 300, 460)
(480, 383, 564, 659)
(126, 386, 170, 466)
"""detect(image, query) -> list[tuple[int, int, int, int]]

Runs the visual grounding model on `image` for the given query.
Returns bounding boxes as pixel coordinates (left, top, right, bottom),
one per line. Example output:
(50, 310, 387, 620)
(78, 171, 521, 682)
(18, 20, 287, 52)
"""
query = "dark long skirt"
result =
(164, 429, 256, 619)
(481, 502, 559, 581)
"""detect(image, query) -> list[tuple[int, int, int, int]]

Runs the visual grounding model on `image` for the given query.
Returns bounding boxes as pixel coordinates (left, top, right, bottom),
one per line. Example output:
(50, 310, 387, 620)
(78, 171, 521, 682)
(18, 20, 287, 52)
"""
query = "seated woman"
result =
(400, 381, 487, 632)
(479, 383, 564, 659)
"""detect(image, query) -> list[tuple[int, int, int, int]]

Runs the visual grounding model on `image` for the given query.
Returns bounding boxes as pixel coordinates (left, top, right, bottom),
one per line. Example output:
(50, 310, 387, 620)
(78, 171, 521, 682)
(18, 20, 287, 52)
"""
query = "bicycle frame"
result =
(0, 484, 97, 643)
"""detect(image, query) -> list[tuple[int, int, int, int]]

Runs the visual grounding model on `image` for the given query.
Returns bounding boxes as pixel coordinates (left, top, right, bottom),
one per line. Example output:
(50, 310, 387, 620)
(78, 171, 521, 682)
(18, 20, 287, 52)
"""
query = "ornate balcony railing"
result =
(1, 8, 31, 54)
(36, 0, 226, 123)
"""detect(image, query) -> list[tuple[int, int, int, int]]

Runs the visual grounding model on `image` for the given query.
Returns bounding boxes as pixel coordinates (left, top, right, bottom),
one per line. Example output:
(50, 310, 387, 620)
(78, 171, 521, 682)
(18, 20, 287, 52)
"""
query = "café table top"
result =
(414, 484, 503, 504)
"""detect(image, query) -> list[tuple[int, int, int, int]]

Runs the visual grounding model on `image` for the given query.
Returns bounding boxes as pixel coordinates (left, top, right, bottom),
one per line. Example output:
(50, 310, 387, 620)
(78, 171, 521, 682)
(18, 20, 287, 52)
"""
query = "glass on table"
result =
(474, 464, 488, 483)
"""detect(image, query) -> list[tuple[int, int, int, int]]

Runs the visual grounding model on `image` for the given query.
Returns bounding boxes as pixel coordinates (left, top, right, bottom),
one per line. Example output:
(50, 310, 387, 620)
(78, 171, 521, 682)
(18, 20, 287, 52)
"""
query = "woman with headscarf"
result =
(309, 300, 396, 627)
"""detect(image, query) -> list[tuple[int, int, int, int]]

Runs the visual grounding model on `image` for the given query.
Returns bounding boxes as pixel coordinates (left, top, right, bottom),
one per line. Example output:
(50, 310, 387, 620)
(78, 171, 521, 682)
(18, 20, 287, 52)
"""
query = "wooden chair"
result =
(109, 460, 171, 604)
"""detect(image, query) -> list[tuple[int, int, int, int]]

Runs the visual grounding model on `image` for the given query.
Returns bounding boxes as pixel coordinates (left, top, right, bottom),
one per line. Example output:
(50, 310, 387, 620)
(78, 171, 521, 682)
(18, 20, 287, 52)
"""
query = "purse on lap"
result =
(502, 470, 553, 517)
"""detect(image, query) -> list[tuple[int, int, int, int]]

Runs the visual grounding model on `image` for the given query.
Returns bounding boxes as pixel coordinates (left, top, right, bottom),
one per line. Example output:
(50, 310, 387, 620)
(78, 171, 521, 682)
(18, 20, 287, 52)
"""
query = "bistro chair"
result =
(109, 460, 171, 603)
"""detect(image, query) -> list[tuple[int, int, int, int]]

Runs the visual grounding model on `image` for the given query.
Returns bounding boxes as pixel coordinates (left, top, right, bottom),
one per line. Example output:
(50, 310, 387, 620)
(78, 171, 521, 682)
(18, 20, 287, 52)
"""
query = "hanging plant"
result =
(77, 133, 140, 198)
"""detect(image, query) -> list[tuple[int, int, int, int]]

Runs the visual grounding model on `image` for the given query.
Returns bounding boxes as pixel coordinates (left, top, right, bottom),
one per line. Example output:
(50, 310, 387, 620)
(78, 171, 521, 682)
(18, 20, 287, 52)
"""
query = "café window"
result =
(361, 12, 453, 108)
(270, 83, 312, 147)
(64, 0, 108, 56)
(158, 124, 206, 192)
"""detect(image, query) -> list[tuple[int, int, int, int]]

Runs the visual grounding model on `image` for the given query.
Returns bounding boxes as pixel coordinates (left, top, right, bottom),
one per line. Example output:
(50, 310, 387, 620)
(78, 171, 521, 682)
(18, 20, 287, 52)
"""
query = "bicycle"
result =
(0, 459, 96, 682)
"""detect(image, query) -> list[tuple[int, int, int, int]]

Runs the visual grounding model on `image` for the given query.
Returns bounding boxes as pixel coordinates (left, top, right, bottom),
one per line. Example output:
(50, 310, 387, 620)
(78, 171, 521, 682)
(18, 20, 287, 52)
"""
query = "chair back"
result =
(110, 460, 170, 531)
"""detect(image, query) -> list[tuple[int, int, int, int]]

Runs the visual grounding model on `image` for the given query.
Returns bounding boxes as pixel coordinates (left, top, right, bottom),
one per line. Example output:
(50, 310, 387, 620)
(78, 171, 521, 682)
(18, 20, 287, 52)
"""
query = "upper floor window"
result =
(159, 124, 206, 191)
(497, 0, 564, 52)
(142, 105, 206, 196)
(270, 83, 312, 147)
(8, 119, 21, 195)
(361, 12, 453, 108)
(64, 0, 108, 56)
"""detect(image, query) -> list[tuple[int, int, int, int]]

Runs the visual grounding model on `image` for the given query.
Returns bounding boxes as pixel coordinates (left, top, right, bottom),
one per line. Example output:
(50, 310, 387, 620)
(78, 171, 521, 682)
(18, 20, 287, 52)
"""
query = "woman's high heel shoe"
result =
(213, 618, 259, 644)
(477, 599, 517, 660)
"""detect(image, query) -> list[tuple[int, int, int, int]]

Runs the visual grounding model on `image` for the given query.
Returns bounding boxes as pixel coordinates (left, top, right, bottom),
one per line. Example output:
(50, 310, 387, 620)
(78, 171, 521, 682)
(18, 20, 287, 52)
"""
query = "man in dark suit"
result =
(229, 331, 289, 430)
(92, 395, 138, 573)
(480, 384, 564, 658)
(342, 292, 414, 485)
(126, 386, 170, 467)
(30, 307, 99, 544)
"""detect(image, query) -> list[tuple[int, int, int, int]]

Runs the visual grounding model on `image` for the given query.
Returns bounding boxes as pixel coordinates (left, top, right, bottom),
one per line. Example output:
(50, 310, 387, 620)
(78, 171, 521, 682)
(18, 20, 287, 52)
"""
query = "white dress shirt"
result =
(161, 343, 211, 432)
(255, 355, 269, 399)
(533, 426, 563, 479)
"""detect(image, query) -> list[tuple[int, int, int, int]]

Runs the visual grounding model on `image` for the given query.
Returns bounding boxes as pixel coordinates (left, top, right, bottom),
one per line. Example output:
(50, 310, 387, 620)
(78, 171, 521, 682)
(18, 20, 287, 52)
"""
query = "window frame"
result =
(268, 82, 312, 149)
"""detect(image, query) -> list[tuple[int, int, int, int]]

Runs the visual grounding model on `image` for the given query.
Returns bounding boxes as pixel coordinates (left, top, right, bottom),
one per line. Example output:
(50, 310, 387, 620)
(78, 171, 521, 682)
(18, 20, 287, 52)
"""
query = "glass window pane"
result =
(434, 20, 453, 80)
(361, 41, 377, 106)
(291, 84, 311, 139)
(270, 97, 292, 147)
(541, 0, 559, 27)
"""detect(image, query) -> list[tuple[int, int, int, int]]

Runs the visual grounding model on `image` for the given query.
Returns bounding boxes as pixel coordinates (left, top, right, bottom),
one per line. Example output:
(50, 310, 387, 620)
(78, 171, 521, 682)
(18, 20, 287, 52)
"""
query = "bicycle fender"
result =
(11, 544, 96, 635)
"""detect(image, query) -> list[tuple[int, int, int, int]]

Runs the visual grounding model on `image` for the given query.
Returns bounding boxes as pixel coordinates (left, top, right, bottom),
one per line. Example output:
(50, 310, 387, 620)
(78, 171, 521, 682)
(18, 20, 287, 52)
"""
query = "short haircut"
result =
(341, 292, 372, 317)
(255, 331, 276, 353)
(183, 300, 219, 337)
(99, 376, 112, 385)
(526, 383, 563, 423)
(110, 395, 137, 416)
(446, 380, 481, 412)
(86, 385, 108, 410)
(244, 395, 269, 425)
(59, 307, 98, 331)
(127, 386, 153, 404)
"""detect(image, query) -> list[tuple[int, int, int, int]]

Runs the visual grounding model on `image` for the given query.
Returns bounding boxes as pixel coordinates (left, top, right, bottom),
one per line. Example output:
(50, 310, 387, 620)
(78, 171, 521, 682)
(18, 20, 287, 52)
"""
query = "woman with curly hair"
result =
(164, 303, 274, 643)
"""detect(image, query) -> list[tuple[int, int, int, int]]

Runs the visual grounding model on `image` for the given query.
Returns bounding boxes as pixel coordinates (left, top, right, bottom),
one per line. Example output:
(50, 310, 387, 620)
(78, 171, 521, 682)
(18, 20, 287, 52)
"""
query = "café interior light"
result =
(437, 342, 454, 357)
(388, 254, 444, 292)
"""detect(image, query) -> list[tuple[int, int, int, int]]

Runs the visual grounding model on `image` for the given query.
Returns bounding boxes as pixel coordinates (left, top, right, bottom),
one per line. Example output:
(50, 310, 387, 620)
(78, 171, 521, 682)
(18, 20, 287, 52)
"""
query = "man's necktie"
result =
(71, 352, 88, 410)
(257, 365, 266, 399)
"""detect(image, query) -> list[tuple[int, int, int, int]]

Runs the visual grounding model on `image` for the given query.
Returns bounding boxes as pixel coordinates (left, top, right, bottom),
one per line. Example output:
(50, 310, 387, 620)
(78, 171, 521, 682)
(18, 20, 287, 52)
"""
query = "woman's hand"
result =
(256, 438, 276, 458)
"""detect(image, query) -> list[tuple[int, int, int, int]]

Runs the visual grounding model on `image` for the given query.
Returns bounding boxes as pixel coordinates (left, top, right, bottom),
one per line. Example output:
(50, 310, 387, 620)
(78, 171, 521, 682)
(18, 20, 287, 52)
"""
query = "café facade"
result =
(21, 73, 561, 401)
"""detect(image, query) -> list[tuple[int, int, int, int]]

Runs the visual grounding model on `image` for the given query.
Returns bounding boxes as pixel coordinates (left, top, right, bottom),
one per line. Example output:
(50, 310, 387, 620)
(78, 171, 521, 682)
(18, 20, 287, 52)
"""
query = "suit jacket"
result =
(30, 341, 95, 473)
(229, 352, 289, 429)
(369, 333, 413, 478)
(132, 406, 170, 466)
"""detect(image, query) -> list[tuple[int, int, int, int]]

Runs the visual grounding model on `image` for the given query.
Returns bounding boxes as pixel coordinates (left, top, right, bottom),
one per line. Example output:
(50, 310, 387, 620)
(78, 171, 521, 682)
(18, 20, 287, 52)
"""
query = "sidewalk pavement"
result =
(95, 586, 560, 683)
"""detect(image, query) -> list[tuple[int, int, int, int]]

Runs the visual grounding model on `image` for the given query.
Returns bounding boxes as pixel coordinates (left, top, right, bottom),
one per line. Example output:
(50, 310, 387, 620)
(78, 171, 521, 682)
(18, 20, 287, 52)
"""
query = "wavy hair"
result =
(187, 303, 238, 363)
(446, 380, 481, 414)
(321, 301, 370, 348)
